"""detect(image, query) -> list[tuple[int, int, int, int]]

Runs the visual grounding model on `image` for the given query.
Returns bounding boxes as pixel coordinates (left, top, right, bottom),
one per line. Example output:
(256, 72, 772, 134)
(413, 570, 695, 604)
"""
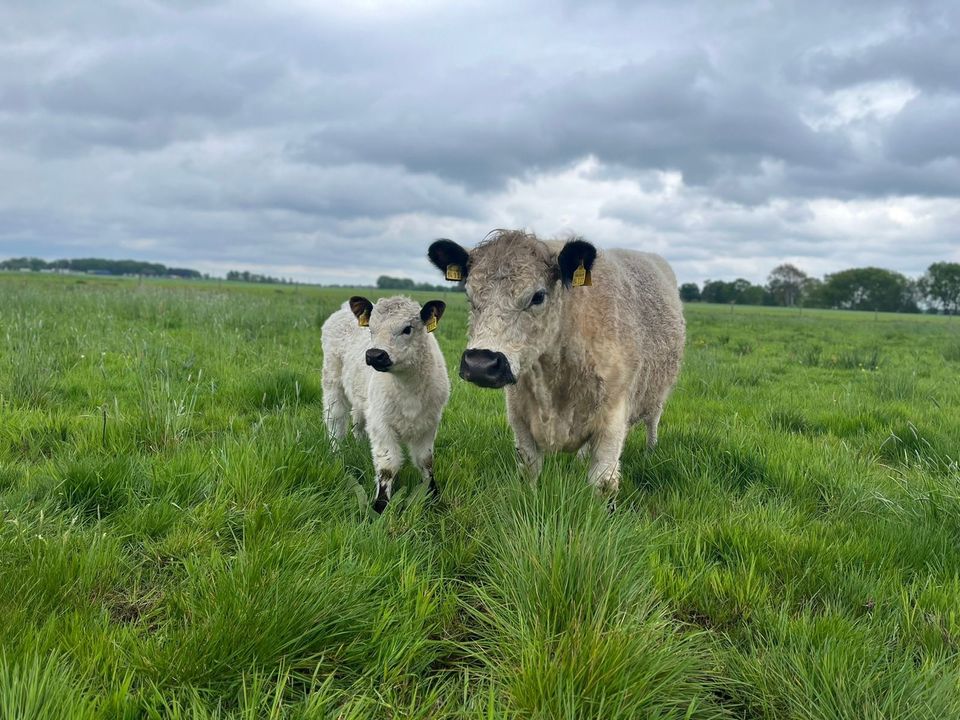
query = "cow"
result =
(321, 295, 450, 513)
(427, 230, 685, 500)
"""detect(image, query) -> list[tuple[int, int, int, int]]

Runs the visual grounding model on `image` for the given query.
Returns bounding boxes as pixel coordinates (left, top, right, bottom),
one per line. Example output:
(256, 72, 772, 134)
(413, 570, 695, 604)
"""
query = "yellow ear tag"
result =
(572, 260, 592, 287)
(445, 264, 462, 281)
(358, 311, 369, 327)
(425, 314, 438, 333)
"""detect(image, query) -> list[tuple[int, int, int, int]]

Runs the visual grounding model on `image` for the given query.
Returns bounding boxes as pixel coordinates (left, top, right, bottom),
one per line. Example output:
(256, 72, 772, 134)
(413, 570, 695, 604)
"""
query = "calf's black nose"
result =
(365, 348, 393, 372)
(459, 349, 515, 388)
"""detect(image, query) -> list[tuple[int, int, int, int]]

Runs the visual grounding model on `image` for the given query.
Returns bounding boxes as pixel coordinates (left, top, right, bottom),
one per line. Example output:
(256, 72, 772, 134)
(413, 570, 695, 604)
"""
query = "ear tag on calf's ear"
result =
(425, 314, 438, 333)
(572, 260, 592, 287)
(358, 311, 369, 327)
(445, 264, 462, 281)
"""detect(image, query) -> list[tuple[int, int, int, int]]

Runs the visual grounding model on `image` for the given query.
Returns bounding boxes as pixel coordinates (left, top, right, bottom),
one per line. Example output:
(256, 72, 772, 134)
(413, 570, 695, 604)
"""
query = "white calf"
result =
(321, 295, 449, 512)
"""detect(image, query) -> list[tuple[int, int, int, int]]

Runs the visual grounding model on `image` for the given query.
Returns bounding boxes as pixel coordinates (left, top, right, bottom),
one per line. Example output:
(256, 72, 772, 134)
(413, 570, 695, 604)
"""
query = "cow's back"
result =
(321, 303, 372, 412)
(569, 247, 685, 423)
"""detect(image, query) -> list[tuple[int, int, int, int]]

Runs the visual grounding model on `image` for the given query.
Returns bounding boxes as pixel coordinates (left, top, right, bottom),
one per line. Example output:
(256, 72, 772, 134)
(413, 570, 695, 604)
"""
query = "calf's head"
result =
(428, 230, 596, 388)
(349, 296, 445, 373)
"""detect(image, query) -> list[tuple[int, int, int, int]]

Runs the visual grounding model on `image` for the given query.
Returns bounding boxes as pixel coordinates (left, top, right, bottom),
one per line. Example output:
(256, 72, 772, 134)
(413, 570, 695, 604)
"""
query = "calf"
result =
(428, 230, 685, 499)
(321, 295, 449, 513)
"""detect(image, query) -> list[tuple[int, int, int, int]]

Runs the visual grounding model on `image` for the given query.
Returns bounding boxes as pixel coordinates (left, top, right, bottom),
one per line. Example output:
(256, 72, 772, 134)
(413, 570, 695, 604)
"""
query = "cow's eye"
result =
(402, 325, 412, 335)
(529, 290, 546, 307)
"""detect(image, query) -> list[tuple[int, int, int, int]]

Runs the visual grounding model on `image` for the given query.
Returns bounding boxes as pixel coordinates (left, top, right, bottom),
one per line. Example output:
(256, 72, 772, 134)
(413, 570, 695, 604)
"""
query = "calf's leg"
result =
(321, 358, 350, 442)
(410, 437, 439, 499)
(370, 430, 403, 514)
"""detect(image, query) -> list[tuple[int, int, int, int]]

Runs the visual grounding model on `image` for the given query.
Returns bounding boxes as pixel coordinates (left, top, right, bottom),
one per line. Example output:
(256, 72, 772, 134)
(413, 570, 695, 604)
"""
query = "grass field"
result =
(1, 273, 959, 719)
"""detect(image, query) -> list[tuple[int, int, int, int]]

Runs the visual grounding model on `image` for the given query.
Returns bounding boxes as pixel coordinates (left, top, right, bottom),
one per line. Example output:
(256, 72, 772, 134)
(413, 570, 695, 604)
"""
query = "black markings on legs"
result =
(373, 469, 393, 514)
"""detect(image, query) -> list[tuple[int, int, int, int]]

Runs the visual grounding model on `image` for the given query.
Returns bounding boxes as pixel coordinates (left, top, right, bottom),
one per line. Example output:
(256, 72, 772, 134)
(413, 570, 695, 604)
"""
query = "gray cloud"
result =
(1, 0, 958, 285)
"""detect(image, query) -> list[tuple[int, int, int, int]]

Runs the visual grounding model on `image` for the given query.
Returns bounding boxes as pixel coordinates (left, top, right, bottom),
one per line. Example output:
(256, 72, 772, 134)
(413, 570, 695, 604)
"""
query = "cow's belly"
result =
(531, 416, 590, 453)
(517, 396, 593, 453)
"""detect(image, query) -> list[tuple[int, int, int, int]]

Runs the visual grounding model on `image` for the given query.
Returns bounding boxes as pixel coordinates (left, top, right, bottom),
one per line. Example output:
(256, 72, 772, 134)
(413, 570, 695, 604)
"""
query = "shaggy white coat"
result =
(321, 296, 450, 511)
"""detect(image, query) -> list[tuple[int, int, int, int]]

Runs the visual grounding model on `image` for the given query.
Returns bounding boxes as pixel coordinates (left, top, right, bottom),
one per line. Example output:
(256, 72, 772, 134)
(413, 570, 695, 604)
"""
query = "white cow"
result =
(428, 230, 685, 501)
(321, 295, 450, 512)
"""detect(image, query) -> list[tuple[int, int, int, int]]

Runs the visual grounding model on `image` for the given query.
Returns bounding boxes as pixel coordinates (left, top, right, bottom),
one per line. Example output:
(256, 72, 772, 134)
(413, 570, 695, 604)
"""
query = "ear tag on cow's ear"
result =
(358, 311, 369, 327)
(572, 260, 592, 287)
(425, 313, 438, 333)
(445, 264, 462, 281)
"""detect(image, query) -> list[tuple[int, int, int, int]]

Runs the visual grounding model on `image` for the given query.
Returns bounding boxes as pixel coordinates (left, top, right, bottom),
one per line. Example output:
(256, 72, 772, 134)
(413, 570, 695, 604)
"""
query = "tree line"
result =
(225, 270, 299, 284)
(0, 257, 203, 278)
(680, 262, 960, 314)
(376, 275, 464, 293)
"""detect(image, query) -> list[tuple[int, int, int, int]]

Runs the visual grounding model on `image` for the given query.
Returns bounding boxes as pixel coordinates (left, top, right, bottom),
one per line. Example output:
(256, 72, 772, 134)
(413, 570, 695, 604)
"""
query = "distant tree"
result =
(701, 278, 769, 305)
(377, 275, 416, 290)
(820, 267, 917, 313)
(375, 274, 463, 293)
(737, 283, 770, 306)
(801, 277, 826, 308)
(700, 279, 732, 304)
(923, 262, 960, 315)
(767, 263, 809, 307)
(679, 282, 701, 302)
(0, 257, 48, 271)
(1, 256, 202, 277)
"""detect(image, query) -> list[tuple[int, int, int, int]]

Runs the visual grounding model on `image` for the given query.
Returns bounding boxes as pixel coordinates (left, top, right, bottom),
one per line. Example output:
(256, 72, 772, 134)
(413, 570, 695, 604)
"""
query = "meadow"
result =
(1, 272, 959, 719)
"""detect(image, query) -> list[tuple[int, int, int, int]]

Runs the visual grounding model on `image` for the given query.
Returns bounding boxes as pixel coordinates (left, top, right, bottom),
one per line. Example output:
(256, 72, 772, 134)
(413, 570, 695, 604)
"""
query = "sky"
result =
(1, 0, 958, 286)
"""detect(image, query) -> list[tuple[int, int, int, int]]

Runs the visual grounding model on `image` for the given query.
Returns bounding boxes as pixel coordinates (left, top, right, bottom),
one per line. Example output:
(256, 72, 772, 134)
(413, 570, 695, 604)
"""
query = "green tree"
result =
(820, 267, 917, 313)
(700, 279, 733, 304)
(679, 283, 701, 302)
(923, 262, 960, 315)
(376, 275, 416, 290)
(767, 263, 808, 307)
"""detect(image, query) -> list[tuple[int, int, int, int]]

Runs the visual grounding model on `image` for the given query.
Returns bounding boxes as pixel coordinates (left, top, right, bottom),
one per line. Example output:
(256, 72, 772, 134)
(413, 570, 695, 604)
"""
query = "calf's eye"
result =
(530, 290, 546, 307)
(402, 325, 412, 335)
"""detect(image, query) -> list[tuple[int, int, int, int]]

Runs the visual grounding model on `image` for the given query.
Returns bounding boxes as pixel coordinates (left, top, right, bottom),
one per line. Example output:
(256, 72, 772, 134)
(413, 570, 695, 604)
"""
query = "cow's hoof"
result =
(373, 497, 388, 514)
(606, 496, 617, 514)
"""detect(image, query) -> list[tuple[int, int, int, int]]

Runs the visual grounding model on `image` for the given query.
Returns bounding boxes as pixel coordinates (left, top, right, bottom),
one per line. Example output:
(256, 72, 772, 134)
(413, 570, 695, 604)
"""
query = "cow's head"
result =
(350, 295, 445, 373)
(428, 230, 595, 388)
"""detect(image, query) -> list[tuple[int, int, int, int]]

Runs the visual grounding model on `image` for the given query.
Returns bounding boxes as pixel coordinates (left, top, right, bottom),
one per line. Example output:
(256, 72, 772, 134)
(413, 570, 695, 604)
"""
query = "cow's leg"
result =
(322, 358, 349, 442)
(576, 436, 595, 461)
(514, 428, 543, 486)
(644, 402, 663, 450)
(370, 430, 403, 514)
(410, 436, 439, 499)
(508, 405, 543, 486)
(588, 401, 629, 497)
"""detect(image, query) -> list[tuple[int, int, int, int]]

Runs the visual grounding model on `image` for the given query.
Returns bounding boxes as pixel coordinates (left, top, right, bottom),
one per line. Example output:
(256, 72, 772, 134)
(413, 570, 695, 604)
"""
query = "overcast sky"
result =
(2, 0, 958, 285)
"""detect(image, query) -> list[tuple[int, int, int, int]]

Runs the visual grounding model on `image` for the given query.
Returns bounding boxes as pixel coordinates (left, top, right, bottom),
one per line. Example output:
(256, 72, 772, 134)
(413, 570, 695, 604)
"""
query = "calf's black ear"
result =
(428, 239, 469, 281)
(557, 239, 597, 289)
(420, 300, 446, 332)
(349, 296, 374, 327)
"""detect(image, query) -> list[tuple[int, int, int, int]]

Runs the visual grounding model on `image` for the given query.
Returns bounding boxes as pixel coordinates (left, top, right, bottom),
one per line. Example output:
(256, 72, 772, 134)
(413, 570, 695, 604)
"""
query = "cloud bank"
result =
(1, 0, 958, 284)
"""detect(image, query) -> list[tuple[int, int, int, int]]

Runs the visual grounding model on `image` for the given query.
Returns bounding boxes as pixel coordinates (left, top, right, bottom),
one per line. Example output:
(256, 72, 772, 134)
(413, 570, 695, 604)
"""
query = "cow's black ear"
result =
(420, 300, 445, 332)
(349, 296, 374, 327)
(428, 239, 469, 281)
(557, 239, 597, 289)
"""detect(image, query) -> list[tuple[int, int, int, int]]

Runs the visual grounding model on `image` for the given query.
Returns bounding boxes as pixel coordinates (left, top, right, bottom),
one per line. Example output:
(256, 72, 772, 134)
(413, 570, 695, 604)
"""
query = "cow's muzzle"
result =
(459, 349, 515, 388)
(365, 348, 393, 372)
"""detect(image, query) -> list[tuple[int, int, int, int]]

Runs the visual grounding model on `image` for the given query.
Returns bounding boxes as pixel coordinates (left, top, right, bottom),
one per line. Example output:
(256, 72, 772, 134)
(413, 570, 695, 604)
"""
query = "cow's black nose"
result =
(459, 349, 515, 388)
(365, 348, 393, 372)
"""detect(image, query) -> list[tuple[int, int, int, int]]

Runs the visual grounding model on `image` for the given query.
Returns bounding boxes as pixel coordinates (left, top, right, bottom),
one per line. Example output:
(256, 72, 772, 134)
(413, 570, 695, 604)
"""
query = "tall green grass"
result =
(1, 273, 959, 717)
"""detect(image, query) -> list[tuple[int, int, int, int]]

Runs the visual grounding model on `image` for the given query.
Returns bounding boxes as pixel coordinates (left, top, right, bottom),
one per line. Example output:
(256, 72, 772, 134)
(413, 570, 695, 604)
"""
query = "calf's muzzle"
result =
(365, 348, 393, 372)
(459, 349, 515, 388)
